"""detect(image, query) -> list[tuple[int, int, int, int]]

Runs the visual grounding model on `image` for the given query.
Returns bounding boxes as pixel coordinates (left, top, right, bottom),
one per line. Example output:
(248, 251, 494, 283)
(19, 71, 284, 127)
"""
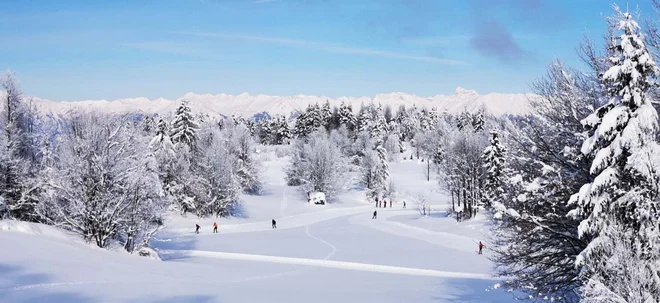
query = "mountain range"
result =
(20, 87, 535, 119)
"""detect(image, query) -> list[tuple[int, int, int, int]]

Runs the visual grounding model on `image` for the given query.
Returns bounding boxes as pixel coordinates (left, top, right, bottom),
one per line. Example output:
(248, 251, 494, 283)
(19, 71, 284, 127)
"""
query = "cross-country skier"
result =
(390, 200, 392, 208)
(478, 241, 484, 254)
(372, 210, 377, 219)
(403, 201, 406, 208)
(195, 224, 200, 234)
(272, 219, 277, 229)
(213, 222, 218, 233)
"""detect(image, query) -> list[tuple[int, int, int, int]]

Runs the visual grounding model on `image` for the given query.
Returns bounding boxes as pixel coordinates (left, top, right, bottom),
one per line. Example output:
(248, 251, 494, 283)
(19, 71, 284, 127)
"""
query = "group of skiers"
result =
(193, 216, 486, 255)
(195, 220, 276, 234)
(374, 198, 405, 209)
(194, 222, 221, 234)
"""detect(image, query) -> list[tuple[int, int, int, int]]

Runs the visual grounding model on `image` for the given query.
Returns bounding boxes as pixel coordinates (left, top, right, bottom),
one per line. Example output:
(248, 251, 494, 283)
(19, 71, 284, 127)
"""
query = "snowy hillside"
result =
(0, 148, 515, 303)
(25, 87, 534, 118)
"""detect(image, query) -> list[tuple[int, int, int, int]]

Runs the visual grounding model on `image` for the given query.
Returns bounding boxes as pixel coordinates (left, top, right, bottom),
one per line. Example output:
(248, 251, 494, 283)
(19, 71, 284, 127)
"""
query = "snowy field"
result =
(0, 150, 514, 303)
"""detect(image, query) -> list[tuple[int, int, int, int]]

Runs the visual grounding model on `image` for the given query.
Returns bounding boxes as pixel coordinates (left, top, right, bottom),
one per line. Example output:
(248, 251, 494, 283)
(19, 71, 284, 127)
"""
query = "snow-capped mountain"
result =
(27, 87, 535, 118)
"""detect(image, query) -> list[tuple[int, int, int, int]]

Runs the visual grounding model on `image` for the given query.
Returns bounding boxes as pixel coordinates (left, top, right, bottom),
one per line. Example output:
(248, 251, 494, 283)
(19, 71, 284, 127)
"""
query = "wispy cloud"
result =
(173, 32, 467, 65)
(122, 42, 216, 58)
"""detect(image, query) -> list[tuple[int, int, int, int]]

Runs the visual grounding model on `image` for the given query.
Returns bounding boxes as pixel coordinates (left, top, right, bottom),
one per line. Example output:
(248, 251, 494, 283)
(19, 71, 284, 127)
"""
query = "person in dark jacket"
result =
(195, 224, 200, 234)
(272, 219, 277, 229)
(372, 211, 377, 219)
(403, 201, 406, 208)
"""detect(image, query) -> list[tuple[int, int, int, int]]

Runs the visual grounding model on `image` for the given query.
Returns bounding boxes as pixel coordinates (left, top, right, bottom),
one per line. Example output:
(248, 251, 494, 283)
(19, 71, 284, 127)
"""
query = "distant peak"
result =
(181, 92, 199, 99)
(454, 87, 479, 96)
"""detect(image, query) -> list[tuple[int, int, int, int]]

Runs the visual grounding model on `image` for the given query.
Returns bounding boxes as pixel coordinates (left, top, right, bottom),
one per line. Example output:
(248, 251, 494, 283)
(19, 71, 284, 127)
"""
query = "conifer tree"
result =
(569, 7, 660, 301)
(481, 131, 506, 207)
(170, 101, 198, 150)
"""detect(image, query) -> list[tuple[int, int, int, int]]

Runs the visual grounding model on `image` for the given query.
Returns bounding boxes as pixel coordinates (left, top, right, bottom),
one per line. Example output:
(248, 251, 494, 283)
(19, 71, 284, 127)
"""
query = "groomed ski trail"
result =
(160, 249, 495, 280)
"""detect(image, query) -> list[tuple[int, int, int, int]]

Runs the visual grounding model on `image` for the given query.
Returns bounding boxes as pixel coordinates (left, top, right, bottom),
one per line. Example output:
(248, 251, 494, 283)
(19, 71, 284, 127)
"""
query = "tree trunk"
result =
(427, 159, 430, 182)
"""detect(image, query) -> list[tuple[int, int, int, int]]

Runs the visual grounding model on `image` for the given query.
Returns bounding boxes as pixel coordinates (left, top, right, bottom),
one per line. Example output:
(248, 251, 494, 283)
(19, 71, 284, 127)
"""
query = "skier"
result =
(272, 219, 277, 229)
(372, 210, 377, 219)
(478, 241, 484, 255)
(213, 222, 218, 233)
(390, 200, 392, 208)
(379, 201, 382, 208)
(195, 224, 200, 234)
(403, 201, 406, 208)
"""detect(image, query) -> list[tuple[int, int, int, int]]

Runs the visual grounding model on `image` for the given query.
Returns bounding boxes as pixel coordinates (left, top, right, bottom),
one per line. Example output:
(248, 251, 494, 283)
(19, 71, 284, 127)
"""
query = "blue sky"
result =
(0, 0, 656, 101)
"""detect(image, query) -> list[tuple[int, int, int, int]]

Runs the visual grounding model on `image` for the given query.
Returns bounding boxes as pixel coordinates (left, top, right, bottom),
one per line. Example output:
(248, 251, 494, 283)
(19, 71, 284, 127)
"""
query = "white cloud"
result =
(173, 32, 467, 65)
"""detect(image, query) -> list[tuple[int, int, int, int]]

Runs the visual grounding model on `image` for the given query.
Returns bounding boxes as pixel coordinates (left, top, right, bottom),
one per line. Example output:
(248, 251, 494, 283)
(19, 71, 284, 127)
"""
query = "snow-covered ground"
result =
(0, 149, 514, 303)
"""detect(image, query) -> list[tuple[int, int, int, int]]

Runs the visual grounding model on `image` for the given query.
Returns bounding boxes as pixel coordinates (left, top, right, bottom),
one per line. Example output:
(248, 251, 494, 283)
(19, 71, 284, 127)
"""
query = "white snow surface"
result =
(22, 87, 535, 118)
(0, 149, 515, 302)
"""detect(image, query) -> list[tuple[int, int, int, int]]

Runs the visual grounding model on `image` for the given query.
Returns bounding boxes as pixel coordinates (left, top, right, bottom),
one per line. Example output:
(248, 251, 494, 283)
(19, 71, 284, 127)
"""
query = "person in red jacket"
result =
(213, 222, 218, 233)
(390, 200, 393, 208)
(478, 241, 484, 254)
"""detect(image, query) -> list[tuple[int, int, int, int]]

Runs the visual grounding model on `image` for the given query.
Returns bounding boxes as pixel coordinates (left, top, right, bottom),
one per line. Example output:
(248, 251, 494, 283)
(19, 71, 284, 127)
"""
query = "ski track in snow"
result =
(160, 249, 496, 280)
(1, 281, 111, 292)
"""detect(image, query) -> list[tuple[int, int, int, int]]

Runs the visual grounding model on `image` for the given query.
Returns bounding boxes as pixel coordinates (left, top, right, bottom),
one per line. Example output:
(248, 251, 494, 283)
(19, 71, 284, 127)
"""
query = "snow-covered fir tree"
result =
(481, 131, 506, 207)
(338, 101, 356, 131)
(456, 110, 472, 131)
(170, 101, 198, 150)
(569, 8, 660, 301)
(321, 100, 332, 128)
(258, 117, 273, 145)
(272, 115, 291, 145)
(472, 111, 485, 132)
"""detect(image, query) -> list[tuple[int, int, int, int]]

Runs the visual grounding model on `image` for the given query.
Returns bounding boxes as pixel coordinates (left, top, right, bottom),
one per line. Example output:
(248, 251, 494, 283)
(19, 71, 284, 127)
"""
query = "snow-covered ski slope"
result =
(25, 87, 534, 118)
(0, 147, 515, 303)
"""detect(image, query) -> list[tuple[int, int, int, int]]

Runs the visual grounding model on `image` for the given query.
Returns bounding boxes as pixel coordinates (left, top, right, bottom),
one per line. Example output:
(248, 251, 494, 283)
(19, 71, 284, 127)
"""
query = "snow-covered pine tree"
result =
(481, 131, 505, 207)
(360, 142, 389, 200)
(321, 100, 332, 128)
(338, 101, 356, 131)
(309, 103, 324, 130)
(472, 111, 485, 133)
(294, 110, 309, 138)
(371, 105, 387, 141)
(356, 104, 372, 133)
(259, 117, 273, 145)
(149, 118, 178, 200)
(569, 8, 660, 301)
(399, 107, 419, 141)
(419, 108, 431, 131)
(384, 105, 393, 124)
(428, 107, 439, 130)
(456, 110, 472, 131)
(273, 115, 291, 145)
(170, 101, 198, 150)
(375, 143, 389, 193)
(142, 114, 157, 134)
